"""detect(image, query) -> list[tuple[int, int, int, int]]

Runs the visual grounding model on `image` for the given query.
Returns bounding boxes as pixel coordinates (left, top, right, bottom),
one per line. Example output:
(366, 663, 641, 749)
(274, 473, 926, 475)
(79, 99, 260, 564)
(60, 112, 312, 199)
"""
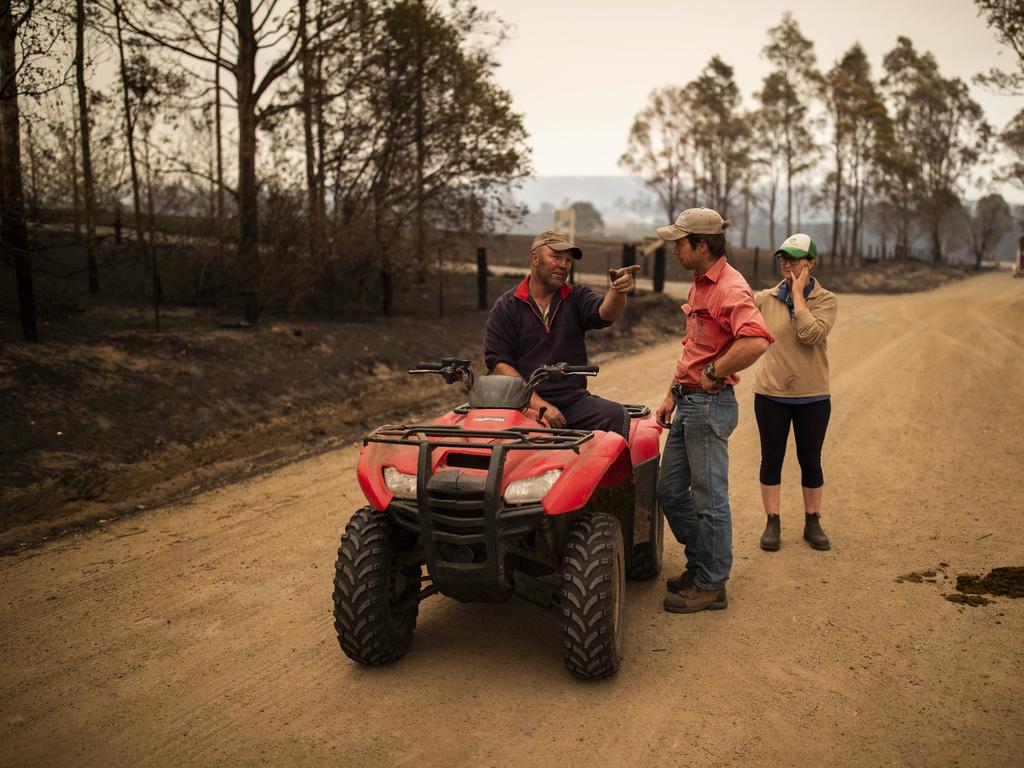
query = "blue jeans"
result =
(656, 388, 739, 590)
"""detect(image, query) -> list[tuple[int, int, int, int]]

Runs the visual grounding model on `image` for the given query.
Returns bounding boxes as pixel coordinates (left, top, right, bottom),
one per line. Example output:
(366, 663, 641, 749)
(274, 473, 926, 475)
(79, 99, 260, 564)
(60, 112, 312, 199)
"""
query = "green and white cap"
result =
(774, 233, 817, 260)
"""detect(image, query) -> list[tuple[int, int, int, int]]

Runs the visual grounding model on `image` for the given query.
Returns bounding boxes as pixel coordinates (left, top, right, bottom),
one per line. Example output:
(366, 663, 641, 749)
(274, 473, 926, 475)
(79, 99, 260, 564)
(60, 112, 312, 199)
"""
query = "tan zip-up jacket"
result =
(753, 279, 838, 397)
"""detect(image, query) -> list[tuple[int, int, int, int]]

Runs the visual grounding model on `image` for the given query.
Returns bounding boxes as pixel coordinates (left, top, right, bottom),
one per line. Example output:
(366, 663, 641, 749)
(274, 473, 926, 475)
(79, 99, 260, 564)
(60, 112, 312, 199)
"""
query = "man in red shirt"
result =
(654, 208, 773, 613)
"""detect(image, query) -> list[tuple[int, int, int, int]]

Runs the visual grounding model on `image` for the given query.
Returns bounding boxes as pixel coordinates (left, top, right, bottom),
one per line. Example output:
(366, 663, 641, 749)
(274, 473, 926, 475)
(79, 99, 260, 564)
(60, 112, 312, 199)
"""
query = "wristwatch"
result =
(703, 362, 725, 385)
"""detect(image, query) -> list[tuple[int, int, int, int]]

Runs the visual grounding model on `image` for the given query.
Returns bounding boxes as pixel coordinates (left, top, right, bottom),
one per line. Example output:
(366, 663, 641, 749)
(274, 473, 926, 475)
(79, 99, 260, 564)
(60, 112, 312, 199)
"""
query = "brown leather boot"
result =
(760, 515, 781, 551)
(665, 570, 694, 593)
(804, 513, 831, 550)
(663, 582, 728, 613)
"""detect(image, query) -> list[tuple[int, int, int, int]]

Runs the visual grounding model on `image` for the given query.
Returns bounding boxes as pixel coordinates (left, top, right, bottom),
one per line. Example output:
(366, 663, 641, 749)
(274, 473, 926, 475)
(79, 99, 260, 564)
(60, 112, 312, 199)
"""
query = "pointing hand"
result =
(608, 264, 640, 294)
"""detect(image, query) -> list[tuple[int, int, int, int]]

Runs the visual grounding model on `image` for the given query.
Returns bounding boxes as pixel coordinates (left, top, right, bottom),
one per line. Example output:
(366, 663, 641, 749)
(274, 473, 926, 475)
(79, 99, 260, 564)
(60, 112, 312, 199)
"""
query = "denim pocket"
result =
(710, 398, 738, 440)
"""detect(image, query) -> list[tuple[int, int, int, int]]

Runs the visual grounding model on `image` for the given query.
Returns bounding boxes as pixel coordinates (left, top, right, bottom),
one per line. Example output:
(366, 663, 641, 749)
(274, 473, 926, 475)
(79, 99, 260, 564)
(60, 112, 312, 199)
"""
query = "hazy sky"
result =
(474, 0, 1023, 186)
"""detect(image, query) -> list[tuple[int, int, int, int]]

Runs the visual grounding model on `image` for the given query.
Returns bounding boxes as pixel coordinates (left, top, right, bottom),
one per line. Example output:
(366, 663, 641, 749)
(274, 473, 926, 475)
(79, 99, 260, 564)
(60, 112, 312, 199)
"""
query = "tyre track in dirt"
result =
(1, 270, 1022, 767)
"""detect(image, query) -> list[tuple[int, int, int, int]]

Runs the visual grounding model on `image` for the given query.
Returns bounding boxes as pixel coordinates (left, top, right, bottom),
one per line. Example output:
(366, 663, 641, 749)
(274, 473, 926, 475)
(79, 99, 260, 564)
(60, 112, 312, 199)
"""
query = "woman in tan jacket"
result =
(752, 234, 838, 552)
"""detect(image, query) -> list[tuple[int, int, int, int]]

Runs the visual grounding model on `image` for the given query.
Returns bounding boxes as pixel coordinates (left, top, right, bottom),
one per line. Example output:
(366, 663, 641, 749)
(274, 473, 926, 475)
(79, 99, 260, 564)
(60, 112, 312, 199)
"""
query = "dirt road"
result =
(2, 270, 1022, 767)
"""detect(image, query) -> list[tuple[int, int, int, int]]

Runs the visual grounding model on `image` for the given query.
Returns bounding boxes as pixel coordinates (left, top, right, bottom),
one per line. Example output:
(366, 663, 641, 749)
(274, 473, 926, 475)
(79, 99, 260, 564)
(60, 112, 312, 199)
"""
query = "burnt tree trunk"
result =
(299, 0, 318, 265)
(214, 0, 225, 264)
(236, 0, 259, 284)
(0, 0, 36, 340)
(75, 0, 99, 293)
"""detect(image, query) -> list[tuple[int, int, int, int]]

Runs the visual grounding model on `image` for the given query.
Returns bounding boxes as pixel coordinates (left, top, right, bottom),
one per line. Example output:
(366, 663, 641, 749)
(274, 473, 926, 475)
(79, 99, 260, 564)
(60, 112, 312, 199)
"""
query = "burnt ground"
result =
(0, 247, 978, 553)
(0, 271, 684, 551)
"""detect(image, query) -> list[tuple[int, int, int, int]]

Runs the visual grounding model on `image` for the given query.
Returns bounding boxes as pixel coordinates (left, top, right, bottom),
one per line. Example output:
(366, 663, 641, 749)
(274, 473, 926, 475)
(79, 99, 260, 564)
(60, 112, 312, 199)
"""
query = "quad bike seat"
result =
(466, 375, 529, 409)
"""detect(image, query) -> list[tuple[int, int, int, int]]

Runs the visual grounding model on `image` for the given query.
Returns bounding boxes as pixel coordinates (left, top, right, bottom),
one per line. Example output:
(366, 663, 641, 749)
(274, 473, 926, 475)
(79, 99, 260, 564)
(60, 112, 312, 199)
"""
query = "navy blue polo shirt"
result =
(484, 276, 610, 405)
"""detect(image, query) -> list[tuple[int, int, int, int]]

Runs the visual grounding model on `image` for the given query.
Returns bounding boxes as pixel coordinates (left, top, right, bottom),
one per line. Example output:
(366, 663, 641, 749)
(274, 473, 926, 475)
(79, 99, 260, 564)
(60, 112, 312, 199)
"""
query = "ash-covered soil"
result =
(0, 273, 683, 551)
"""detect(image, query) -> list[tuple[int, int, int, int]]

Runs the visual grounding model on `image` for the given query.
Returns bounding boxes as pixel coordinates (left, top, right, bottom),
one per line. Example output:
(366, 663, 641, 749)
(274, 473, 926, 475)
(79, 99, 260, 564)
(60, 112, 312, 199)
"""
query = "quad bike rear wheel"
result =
(559, 511, 625, 679)
(333, 506, 422, 664)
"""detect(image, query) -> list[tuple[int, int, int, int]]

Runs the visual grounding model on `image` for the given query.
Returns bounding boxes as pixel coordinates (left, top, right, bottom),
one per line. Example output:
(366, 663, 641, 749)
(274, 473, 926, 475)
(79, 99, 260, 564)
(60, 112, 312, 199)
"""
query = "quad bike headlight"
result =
(383, 467, 417, 499)
(503, 469, 562, 505)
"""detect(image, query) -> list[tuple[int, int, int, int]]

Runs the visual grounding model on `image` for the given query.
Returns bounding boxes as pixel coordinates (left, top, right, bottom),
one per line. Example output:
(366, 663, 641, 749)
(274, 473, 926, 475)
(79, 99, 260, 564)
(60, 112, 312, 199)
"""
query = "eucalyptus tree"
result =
(823, 43, 887, 264)
(689, 55, 751, 220)
(620, 86, 691, 223)
(881, 37, 990, 262)
(74, 0, 101, 291)
(120, 0, 347, 277)
(2, 0, 71, 340)
(963, 193, 1012, 270)
(761, 12, 822, 237)
(975, 0, 1024, 191)
(751, 83, 789, 251)
(357, 0, 530, 313)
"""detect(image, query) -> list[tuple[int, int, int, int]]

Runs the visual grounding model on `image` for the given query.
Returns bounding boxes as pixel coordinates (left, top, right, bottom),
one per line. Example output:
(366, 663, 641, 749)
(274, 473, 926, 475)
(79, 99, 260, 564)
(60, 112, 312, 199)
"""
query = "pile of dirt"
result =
(897, 563, 1023, 607)
(954, 567, 1024, 599)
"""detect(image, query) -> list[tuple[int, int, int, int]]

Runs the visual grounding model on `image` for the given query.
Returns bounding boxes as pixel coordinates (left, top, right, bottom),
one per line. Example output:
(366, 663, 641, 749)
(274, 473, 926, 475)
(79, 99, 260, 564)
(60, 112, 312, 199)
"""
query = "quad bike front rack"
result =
(363, 424, 594, 602)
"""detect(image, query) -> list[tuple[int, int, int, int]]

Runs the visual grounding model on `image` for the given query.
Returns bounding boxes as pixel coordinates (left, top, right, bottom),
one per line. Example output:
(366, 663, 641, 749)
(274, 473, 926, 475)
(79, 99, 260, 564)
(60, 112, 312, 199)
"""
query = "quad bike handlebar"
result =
(409, 359, 598, 401)
(409, 358, 475, 387)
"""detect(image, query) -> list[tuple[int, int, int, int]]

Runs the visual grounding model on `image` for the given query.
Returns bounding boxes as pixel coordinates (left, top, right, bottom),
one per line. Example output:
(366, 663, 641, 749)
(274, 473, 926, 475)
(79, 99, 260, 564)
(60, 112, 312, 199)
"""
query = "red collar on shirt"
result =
(696, 255, 728, 284)
(513, 275, 573, 303)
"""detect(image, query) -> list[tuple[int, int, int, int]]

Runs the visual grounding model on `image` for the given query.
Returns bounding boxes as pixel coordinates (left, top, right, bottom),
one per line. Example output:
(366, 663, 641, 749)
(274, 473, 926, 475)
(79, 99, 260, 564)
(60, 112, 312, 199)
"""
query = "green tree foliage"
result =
(974, 0, 1024, 94)
(822, 43, 887, 265)
(963, 192, 1012, 269)
(569, 200, 604, 235)
(619, 86, 690, 222)
(621, 56, 752, 225)
(975, 1, 1024, 191)
(689, 56, 751, 220)
(998, 110, 1024, 189)
(760, 12, 822, 237)
(881, 37, 991, 262)
(344, 0, 530, 312)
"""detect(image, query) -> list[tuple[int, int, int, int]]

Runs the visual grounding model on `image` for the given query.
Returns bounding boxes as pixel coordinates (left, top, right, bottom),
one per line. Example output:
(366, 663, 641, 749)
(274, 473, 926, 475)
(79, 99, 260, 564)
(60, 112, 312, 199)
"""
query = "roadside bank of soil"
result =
(2, 257, 980, 552)
(1, 274, 682, 552)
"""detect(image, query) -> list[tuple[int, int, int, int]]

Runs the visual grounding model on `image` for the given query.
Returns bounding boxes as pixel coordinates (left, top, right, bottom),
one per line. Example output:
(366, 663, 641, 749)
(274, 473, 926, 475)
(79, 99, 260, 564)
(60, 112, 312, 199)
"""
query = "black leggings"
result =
(754, 394, 831, 488)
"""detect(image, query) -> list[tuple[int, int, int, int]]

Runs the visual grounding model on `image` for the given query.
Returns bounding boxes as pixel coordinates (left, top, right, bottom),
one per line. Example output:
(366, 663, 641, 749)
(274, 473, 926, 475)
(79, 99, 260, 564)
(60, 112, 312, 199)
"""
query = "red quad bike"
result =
(332, 358, 664, 679)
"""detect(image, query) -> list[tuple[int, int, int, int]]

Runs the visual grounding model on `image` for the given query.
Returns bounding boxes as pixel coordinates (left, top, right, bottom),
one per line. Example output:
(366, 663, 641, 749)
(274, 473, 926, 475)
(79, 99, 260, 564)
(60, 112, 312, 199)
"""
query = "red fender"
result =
(629, 414, 663, 467)
(542, 431, 628, 515)
(357, 441, 397, 510)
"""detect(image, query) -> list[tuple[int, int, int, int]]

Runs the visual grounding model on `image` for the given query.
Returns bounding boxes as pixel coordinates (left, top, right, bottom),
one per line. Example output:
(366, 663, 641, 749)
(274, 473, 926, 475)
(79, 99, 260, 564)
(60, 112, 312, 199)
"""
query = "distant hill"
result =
(508, 176, 1021, 262)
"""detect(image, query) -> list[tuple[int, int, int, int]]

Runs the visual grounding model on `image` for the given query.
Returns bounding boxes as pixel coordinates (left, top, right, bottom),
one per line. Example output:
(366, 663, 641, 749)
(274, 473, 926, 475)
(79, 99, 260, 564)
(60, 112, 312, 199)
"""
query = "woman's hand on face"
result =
(791, 262, 811, 292)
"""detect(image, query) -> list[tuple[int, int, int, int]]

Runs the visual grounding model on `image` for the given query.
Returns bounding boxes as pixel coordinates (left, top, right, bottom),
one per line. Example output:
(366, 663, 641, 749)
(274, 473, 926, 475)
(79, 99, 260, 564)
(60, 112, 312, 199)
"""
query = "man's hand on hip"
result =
(656, 392, 675, 428)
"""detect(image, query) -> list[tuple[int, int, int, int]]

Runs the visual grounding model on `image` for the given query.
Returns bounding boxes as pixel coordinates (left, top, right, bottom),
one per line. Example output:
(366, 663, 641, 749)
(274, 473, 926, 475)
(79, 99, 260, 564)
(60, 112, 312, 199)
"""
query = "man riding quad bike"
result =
(332, 358, 664, 679)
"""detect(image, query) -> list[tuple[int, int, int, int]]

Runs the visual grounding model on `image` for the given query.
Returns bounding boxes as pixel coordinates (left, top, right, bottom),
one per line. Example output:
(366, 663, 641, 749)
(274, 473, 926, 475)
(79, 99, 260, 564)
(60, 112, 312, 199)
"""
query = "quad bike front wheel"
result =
(332, 506, 422, 665)
(559, 511, 625, 680)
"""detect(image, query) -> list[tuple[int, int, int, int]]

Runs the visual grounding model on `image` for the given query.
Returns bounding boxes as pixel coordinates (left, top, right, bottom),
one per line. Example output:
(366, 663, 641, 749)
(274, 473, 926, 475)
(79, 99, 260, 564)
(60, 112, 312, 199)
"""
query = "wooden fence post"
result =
(437, 248, 444, 317)
(476, 247, 487, 310)
(621, 243, 636, 272)
(653, 245, 666, 293)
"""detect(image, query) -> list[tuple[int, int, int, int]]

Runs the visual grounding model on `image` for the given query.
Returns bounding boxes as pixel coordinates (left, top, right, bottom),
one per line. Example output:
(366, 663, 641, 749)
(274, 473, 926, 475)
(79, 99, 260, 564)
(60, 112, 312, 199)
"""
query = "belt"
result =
(672, 383, 733, 397)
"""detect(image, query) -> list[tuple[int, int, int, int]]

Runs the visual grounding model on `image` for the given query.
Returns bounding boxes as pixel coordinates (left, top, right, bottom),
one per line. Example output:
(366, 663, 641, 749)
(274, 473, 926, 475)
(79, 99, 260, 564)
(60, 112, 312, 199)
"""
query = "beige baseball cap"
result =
(657, 208, 730, 241)
(531, 231, 583, 260)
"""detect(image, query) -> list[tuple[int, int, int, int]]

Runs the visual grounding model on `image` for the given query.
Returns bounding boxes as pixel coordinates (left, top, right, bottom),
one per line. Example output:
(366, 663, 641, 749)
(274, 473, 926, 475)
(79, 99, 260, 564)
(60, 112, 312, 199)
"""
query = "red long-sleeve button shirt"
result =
(675, 256, 774, 387)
